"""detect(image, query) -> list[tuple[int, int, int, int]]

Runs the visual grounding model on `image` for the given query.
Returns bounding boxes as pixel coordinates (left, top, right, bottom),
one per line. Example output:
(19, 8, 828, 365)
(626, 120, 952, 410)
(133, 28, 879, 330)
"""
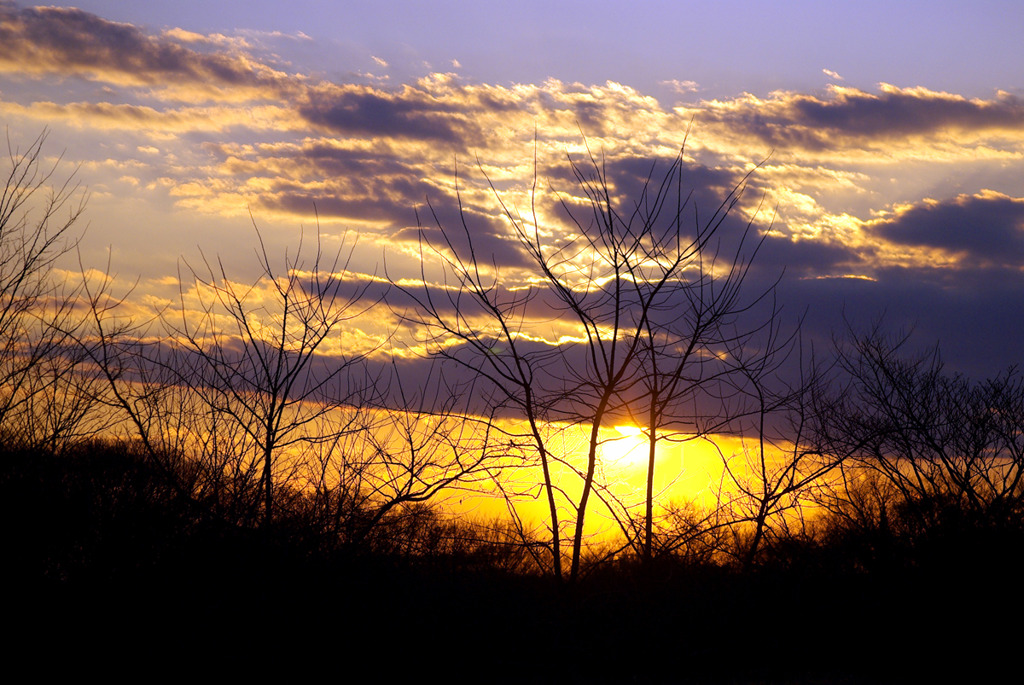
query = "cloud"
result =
(298, 82, 481, 145)
(5, 2, 1024, 384)
(756, 234, 862, 277)
(661, 79, 699, 94)
(293, 77, 676, 148)
(0, 4, 295, 100)
(692, 84, 1024, 152)
(0, 99, 300, 134)
(161, 27, 251, 51)
(0, 6, 690, 153)
(235, 28, 313, 43)
(822, 68, 843, 81)
(866, 191, 1024, 266)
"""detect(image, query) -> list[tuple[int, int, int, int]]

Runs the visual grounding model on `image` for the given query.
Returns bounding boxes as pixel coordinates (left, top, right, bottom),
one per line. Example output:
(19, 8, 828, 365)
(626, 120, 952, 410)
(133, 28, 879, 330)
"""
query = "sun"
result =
(601, 424, 648, 467)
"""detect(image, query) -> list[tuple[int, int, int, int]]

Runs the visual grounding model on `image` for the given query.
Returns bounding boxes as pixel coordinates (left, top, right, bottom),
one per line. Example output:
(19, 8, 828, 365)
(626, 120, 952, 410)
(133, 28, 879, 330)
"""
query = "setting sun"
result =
(602, 424, 647, 466)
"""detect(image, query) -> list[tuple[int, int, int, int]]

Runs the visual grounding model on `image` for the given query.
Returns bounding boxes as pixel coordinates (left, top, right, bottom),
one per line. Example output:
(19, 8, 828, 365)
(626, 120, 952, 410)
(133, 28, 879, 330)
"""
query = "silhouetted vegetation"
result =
(4, 133, 1022, 681)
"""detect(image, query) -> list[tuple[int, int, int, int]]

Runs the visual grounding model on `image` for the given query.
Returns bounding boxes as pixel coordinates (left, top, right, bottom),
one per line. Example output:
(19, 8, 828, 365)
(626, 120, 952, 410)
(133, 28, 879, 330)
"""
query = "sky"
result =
(2, 0, 1023, 388)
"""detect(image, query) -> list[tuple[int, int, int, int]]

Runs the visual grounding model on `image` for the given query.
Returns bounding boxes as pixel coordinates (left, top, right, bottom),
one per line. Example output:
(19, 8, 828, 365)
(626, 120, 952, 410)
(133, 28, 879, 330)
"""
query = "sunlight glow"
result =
(602, 424, 647, 467)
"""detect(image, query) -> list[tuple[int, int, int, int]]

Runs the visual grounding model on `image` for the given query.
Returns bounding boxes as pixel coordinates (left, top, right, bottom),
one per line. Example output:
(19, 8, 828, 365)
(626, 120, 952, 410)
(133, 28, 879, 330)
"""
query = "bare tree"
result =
(0, 129, 87, 445)
(73, 261, 210, 500)
(398, 142, 781, 579)
(394, 194, 567, 577)
(816, 328, 1024, 532)
(8, 329, 113, 453)
(302, 354, 514, 548)
(611, 147, 782, 564)
(78, 223, 374, 529)
(79, 209, 510, 549)
(164, 224, 374, 529)
(708, 331, 844, 567)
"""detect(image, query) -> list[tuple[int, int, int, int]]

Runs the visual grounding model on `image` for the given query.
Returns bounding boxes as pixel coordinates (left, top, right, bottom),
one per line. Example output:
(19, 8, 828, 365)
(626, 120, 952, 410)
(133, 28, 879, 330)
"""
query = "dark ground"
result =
(3, 444, 1018, 683)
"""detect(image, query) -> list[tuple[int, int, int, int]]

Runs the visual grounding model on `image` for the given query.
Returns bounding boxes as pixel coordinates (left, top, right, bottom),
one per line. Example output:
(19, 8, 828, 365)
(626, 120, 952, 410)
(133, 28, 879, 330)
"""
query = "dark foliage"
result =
(5, 438, 1020, 683)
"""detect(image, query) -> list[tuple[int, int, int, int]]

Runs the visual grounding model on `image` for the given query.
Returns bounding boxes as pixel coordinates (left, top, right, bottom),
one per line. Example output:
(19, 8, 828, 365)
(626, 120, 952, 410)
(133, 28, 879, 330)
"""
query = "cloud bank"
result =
(2, 3, 1022, 381)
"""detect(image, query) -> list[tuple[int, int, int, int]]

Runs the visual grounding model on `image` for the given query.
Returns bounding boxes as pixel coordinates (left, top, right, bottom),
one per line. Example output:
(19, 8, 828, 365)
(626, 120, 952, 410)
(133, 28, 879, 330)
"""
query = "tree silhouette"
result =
(80, 223, 372, 528)
(711, 334, 842, 567)
(165, 224, 372, 529)
(399, 141, 783, 579)
(0, 129, 89, 447)
(303, 355, 514, 547)
(608, 147, 785, 564)
(818, 327, 1024, 529)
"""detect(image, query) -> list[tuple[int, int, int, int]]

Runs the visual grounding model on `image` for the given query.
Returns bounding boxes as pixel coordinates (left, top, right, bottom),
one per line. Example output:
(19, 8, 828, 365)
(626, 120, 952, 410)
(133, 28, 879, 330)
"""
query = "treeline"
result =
(5, 430, 1021, 682)
(4, 132, 1023, 680)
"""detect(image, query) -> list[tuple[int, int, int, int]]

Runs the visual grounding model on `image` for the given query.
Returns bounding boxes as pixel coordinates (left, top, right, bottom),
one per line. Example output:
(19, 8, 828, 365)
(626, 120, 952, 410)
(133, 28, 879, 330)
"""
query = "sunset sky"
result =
(2, 0, 1023, 383)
